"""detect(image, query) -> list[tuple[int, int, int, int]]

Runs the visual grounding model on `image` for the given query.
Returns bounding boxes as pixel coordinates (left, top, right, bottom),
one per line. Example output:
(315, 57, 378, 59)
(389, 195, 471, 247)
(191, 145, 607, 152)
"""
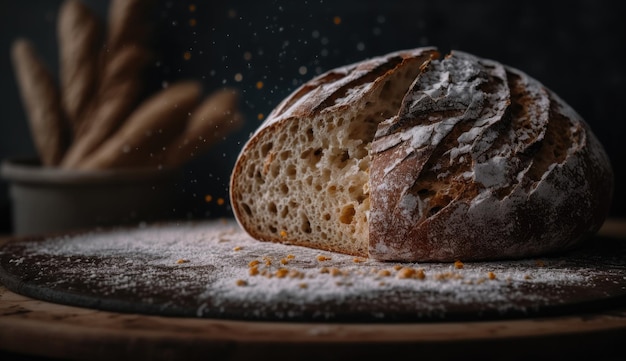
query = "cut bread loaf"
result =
(230, 48, 613, 262)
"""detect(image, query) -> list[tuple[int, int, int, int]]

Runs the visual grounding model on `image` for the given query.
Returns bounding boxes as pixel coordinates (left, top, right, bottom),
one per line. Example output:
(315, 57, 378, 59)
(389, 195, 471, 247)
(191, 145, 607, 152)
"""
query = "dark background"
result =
(1, 0, 624, 233)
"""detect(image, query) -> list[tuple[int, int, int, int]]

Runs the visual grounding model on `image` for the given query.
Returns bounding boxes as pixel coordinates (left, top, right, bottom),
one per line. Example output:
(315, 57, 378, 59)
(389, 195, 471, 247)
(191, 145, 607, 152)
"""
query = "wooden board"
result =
(2, 220, 626, 322)
(1, 219, 626, 360)
(1, 284, 625, 361)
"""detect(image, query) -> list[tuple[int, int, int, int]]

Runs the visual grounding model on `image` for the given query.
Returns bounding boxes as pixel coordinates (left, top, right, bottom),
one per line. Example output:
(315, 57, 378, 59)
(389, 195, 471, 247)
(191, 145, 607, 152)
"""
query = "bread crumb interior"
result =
(234, 62, 423, 256)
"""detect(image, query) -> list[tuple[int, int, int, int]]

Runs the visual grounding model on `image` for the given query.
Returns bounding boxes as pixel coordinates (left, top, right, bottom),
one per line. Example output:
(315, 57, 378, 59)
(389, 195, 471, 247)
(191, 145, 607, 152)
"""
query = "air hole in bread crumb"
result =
(260, 142, 273, 157)
(270, 163, 280, 178)
(246, 166, 254, 179)
(331, 150, 350, 169)
(302, 148, 323, 168)
(254, 170, 264, 185)
(269, 225, 277, 233)
(286, 164, 297, 178)
(268, 202, 277, 214)
(339, 205, 356, 224)
(241, 203, 252, 217)
(280, 150, 291, 160)
(321, 169, 331, 182)
(341, 150, 350, 162)
(301, 213, 312, 233)
(280, 183, 289, 194)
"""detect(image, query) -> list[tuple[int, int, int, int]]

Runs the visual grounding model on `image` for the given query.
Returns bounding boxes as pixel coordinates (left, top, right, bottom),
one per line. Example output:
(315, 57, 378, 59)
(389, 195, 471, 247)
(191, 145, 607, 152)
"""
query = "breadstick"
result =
(78, 82, 201, 170)
(94, 45, 153, 107)
(11, 39, 68, 166)
(61, 46, 152, 168)
(164, 88, 244, 167)
(105, 0, 155, 53)
(57, 0, 102, 134)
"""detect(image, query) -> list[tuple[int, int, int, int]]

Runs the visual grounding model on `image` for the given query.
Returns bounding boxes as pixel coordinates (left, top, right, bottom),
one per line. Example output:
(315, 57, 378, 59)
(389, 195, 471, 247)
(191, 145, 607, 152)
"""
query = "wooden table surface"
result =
(1, 219, 626, 361)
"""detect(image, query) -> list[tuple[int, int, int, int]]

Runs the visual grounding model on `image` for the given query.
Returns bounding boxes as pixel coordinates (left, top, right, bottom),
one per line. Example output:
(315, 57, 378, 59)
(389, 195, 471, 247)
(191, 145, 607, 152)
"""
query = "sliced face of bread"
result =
(230, 48, 613, 262)
(230, 48, 438, 257)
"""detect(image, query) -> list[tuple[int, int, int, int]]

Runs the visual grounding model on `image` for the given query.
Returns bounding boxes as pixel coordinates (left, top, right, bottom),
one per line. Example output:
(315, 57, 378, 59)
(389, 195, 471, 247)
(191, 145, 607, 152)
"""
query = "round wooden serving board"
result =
(1, 219, 625, 360)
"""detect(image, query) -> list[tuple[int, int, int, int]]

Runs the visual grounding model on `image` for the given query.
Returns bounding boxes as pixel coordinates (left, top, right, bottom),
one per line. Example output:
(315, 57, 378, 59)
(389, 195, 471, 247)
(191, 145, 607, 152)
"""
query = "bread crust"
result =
(231, 48, 613, 262)
(11, 39, 69, 166)
(369, 51, 613, 261)
(57, 0, 101, 133)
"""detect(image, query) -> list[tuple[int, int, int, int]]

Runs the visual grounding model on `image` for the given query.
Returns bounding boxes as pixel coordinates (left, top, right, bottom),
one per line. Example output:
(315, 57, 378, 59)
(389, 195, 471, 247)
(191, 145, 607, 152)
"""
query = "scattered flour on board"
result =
(6, 219, 618, 321)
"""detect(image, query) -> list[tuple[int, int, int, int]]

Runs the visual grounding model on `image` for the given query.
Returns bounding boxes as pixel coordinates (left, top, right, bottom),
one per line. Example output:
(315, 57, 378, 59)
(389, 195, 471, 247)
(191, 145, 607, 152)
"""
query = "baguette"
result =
(60, 0, 155, 168)
(229, 48, 614, 262)
(163, 88, 244, 167)
(57, 0, 101, 133)
(105, 0, 154, 53)
(78, 82, 201, 170)
(11, 39, 68, 166)
(61, 46, 152, 168)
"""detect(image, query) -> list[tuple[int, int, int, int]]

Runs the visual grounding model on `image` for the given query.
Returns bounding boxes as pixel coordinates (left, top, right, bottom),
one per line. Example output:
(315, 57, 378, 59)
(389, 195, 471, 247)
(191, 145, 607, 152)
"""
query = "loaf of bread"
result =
(229, 48, 614, 262)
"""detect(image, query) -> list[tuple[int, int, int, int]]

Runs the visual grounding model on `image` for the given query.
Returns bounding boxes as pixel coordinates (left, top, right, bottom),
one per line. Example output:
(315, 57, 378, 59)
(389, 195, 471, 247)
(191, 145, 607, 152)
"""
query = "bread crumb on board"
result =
(378, 269, 392, 277)
(16, 219, 613, 322)
(396, 267, 426, 280)
(248, 260, 260, 267)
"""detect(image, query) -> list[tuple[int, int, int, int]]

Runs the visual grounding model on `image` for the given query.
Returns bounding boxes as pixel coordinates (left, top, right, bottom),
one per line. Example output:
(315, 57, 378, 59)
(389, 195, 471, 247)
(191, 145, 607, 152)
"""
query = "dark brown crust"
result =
(369, 51, 613, 261)
(231, 48, 614, 262)
(263, 48, 439, 128)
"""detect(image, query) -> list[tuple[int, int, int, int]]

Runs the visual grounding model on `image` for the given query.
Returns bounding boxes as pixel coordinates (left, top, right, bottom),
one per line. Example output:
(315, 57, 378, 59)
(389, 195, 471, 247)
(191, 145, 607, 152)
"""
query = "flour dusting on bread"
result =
(230, 47, 613, 262)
